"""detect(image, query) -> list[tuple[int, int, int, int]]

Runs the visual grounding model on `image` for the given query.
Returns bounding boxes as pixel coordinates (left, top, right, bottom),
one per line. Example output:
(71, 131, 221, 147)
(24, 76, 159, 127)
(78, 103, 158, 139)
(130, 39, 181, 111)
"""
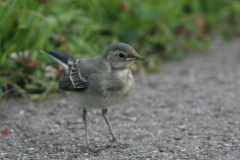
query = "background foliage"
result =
(1, 0, 240, 100)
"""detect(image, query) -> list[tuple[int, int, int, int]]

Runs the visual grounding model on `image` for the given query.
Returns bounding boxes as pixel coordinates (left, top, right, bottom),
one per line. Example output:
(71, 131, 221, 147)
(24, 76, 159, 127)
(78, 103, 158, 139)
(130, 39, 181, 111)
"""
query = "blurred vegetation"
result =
(1, 0, 240, 100)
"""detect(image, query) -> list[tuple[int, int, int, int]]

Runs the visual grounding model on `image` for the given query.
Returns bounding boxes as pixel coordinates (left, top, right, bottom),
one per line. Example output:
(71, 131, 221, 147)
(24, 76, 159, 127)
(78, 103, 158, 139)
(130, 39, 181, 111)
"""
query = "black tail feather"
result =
(41, 50, 74, 66)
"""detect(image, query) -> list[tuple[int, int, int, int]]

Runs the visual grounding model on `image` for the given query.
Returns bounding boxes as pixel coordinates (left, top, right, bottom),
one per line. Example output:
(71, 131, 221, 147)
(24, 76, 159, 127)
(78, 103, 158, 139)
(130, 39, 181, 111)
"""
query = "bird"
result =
(41, 42, 147, 151)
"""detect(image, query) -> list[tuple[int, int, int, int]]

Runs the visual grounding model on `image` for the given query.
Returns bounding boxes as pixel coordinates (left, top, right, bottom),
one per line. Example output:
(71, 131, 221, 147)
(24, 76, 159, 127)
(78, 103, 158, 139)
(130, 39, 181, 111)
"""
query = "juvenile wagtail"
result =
(41, 42, 147, 151)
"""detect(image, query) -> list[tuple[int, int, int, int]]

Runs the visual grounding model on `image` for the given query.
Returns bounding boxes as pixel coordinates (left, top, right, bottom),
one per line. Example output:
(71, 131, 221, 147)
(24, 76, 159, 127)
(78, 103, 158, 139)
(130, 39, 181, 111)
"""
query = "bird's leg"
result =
(83, 108, 101, 152)
(83, 108, 90, 148)
(102, 109, 127, 148)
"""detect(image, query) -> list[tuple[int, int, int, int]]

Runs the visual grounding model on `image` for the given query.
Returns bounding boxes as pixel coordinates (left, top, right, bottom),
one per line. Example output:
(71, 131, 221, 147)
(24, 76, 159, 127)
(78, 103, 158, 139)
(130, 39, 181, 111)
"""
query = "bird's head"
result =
(102, 42, 147, 69)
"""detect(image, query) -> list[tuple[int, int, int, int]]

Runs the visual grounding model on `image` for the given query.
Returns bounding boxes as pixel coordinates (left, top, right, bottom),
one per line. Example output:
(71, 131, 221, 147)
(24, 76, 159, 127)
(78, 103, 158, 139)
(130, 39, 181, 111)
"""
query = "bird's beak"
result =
(134, 55, 148, 61)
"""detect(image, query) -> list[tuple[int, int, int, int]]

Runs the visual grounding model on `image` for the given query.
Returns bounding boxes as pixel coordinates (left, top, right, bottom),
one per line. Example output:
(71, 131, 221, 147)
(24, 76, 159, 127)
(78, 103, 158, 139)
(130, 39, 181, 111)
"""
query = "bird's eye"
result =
(119, 53, 125, 58)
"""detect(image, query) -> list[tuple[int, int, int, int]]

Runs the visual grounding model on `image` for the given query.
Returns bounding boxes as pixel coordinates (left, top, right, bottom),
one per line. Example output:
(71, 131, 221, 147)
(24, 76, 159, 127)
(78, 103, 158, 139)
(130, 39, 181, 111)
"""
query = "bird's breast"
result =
(101, 69, 135, 106)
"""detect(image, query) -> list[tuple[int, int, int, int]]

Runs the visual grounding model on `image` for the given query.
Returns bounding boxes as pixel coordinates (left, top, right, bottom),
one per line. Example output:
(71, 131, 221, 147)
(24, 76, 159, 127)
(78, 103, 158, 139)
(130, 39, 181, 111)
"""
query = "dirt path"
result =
(1, 39, 240, 159)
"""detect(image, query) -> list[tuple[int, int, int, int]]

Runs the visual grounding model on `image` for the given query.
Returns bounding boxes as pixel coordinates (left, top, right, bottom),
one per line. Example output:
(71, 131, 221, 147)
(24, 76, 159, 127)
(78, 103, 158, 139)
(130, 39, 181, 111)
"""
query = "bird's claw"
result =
(109, 137, 128, 148)
(85, 146, 102, 153)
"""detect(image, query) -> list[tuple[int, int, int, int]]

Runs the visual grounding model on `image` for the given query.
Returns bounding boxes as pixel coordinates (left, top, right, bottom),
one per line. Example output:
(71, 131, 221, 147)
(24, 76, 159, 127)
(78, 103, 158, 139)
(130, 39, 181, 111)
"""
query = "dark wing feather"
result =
(58, 59, 89, 91)
(58, 75, 73, 91)
(69, 60, 88, 89)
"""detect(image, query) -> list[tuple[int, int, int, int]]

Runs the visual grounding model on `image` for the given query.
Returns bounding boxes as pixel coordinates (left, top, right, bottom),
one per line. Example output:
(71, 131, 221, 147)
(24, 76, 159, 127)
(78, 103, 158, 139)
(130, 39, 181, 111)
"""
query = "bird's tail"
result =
(40, 50, 74, 70)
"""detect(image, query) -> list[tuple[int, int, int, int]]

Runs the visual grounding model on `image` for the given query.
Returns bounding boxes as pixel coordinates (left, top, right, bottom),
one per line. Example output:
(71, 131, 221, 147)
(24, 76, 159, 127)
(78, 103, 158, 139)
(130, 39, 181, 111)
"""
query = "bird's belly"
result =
(101, 85, 134, 107)
(71, 81, 134, 109)
(71, 91, 107, 109)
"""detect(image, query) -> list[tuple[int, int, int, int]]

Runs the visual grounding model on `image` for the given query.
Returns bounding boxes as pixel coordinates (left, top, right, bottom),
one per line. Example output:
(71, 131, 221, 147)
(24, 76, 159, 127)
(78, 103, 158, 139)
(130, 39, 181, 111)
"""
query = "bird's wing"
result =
(58, 58, 97, 91)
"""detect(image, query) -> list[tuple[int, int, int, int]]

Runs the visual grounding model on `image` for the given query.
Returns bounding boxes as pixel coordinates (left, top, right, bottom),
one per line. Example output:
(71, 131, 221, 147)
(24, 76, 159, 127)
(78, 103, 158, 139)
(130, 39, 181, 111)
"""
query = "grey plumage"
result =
(41, 42, 147, 151)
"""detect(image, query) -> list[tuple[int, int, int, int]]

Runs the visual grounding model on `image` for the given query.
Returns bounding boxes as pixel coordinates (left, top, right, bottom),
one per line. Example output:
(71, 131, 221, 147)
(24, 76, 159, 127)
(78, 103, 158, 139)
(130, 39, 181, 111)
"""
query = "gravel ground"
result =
(1, 39, 240, 159)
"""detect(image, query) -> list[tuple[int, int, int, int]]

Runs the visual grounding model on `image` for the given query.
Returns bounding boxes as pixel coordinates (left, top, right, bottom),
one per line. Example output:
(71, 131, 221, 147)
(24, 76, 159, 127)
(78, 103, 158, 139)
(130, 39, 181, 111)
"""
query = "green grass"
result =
(1, 0, 240, 100)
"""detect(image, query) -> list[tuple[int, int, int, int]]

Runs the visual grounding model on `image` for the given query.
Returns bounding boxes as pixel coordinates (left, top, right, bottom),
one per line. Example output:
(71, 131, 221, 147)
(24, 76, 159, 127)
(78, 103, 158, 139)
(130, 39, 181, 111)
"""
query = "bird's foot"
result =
(85, 146, 102, 153)
(109, 137, 129, 148)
